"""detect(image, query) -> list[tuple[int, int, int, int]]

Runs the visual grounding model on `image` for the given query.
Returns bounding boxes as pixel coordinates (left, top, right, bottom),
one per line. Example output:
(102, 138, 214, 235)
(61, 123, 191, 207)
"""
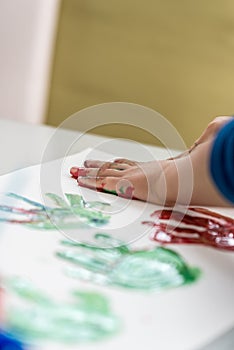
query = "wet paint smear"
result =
(143, 207, 234, 251)
(5, 277, 119, 343)
(56, 233, 200, 291)
(0, 192, 110, 229)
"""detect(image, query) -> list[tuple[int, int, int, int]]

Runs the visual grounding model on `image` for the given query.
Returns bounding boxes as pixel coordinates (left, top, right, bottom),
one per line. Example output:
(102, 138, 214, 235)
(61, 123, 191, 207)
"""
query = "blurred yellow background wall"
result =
(46, 0, 234, 147)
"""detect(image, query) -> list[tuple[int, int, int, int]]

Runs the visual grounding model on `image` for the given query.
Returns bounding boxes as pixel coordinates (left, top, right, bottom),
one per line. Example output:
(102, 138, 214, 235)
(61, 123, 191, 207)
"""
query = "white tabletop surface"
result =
(1, 117, 233, 350)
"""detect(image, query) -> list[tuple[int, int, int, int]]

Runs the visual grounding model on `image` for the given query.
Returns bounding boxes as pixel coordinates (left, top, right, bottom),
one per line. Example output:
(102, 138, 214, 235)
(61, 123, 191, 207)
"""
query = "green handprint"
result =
(0, 192, 110, 229)
(57, 234, 201, 291)
(5, 277, 119, 343)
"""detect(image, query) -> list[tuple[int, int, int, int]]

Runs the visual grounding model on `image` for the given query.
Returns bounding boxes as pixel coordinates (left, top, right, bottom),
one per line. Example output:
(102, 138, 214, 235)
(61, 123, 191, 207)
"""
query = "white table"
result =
(0, 118, 233, 350)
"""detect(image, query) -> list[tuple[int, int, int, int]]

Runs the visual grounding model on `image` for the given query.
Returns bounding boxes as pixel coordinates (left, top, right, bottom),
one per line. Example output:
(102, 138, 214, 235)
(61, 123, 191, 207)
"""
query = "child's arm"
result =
(210, 118, 234, 204)
(70, 116, 233, 207)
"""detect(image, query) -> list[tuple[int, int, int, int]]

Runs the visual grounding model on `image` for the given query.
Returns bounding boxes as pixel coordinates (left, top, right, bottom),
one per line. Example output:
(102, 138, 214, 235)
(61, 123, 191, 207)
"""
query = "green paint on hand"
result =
(0, 192, 110, 229)
(5, 277, 119, 343)
(57, 233, 201, 291)
(102, 188, 118, 195)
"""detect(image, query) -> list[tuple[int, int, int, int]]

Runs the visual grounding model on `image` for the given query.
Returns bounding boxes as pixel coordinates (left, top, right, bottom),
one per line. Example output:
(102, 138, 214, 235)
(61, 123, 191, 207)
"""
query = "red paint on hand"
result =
(70, 167, 87, 179)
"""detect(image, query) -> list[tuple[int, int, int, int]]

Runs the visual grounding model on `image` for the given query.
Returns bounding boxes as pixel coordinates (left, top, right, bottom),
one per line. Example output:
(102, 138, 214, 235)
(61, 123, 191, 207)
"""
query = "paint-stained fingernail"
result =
(70, 167, 79, 178)
(70, 167, 87, 179)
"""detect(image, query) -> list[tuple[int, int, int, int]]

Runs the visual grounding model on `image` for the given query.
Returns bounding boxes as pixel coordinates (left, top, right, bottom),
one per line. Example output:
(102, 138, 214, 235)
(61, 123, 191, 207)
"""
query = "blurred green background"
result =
(46, 0, 234, 147)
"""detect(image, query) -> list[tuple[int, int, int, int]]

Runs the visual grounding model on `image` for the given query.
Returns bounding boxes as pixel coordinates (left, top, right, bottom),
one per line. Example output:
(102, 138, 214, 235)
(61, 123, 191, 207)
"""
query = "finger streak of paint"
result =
(0, 193, 110, 230)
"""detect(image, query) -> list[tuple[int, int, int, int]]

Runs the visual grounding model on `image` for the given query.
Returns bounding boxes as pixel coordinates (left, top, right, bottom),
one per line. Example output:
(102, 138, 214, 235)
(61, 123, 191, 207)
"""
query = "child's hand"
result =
(70, 116, 232, 207)
(70, 158, 169, 204)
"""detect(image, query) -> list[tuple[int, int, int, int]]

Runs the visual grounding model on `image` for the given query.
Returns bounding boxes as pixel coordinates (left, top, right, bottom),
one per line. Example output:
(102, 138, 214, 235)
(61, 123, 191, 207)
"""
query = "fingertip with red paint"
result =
(70, 167, 87, 179)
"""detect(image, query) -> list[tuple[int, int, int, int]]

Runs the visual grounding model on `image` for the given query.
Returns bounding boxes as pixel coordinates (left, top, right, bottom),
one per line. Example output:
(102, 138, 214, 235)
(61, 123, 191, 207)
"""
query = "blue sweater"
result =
(0, 330, 25, 350)
(210, 119, 234, 204)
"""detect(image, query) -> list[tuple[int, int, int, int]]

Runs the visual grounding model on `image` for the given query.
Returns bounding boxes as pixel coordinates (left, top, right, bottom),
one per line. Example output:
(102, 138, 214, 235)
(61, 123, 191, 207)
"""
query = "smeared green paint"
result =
(102, 188, 118, 195)
(118, 185, 134, 198)
(5, 277, 119, 343)
(0, 192, 110, 229)
(57, 233, 201, 291)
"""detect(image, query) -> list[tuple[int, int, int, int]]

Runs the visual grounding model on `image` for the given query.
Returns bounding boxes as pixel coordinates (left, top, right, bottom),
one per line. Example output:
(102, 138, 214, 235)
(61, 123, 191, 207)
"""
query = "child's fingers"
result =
(70, 162, 131, 179)
(77, 175, 136, 199)
(114, 158, 137, 166)
(84, 158, 138, 169)
(84, 159, 133, 170)
(77, 176, 118, 194)
(107, 163, 131, 170)
(83, 160, 107, 168)
(71, 166, 125, 179)
(70, 167, 87, 178)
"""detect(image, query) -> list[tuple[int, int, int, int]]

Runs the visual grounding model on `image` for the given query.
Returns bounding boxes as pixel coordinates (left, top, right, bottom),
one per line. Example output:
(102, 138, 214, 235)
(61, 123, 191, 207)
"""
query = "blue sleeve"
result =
(209, 119, 234, 204)
(0, 330, 25, 350)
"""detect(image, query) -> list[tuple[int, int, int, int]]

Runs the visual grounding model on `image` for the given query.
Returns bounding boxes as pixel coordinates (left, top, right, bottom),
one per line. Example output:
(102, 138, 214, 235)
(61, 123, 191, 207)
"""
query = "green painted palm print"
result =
(57, 233, 201, 291)
(5, 277, 120, 343)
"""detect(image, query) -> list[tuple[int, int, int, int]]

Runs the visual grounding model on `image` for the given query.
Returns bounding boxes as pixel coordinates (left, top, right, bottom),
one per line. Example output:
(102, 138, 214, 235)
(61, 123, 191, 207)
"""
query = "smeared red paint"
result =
(143, 207, 234, 251)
